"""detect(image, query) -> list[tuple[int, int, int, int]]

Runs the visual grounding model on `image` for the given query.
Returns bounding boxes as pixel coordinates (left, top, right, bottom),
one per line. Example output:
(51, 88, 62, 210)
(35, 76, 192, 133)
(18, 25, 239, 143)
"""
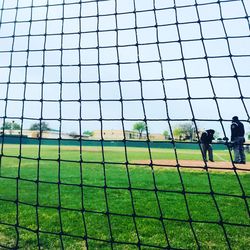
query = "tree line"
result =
(132, 121, 197, 140)
(1, 120, 250, 141)
(132, 121, 249, 141)
(1, 121, 51, 131)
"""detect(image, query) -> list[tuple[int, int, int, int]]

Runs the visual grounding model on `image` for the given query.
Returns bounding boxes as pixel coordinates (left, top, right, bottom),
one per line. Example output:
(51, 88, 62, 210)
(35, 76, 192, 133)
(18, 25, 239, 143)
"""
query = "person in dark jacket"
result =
(231, 116, 246, 164)
(200, 129, 215, 162)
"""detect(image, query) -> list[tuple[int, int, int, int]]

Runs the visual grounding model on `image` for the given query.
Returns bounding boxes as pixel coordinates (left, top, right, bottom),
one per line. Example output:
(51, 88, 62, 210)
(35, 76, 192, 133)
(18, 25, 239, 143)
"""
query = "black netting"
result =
(0, 0, 249, 249)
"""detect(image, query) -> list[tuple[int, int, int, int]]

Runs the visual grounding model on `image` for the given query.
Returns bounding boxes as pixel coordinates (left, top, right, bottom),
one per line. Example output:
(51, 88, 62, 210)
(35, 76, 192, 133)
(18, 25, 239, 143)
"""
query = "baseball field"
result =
(0, 144, 249, 249)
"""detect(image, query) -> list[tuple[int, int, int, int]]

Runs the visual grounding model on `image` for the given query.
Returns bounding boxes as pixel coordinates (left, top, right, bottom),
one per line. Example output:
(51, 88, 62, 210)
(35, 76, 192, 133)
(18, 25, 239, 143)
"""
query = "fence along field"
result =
(0, 0, 250, 249)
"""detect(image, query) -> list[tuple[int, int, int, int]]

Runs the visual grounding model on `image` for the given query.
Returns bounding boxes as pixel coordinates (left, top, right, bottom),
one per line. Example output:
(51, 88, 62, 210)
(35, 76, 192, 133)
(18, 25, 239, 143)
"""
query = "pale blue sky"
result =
(0, 0, 249, 138)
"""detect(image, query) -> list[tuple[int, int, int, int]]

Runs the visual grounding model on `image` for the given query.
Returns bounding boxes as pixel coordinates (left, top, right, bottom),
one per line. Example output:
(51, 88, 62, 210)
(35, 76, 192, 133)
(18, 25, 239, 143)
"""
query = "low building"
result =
(149, 133, 165, 141)
(92, 130, 146, 140)
(92, 130, 166, 140)
(91, 129, 147, 140)
(0, 129, 73, 139)
(24, 130, 73, 139)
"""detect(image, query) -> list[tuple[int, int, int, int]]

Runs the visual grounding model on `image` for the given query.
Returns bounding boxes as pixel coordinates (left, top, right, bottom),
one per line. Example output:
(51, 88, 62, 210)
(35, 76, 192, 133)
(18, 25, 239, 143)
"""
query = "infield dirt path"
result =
(133, 159, 250, 172)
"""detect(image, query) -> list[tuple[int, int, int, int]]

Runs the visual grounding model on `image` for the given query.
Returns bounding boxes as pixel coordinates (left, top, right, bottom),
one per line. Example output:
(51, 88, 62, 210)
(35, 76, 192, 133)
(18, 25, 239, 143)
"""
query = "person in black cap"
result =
(231, 116, 246, 164)
(200, 129, 215, 162)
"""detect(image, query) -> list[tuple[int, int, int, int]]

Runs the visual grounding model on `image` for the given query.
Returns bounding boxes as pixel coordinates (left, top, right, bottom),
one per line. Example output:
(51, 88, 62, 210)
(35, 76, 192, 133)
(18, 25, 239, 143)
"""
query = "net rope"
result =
(0, 0, 249, 249)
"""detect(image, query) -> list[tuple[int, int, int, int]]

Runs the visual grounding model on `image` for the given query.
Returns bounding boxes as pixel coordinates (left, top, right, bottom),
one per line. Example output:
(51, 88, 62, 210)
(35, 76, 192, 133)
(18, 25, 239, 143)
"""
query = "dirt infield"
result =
(133, 159, 250, 173)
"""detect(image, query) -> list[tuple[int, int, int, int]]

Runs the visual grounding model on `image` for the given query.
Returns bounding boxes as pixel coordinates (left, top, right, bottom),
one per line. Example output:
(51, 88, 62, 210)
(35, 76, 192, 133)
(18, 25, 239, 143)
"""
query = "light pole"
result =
(191, 122, 195, 141)
(10, 120, 15, 135)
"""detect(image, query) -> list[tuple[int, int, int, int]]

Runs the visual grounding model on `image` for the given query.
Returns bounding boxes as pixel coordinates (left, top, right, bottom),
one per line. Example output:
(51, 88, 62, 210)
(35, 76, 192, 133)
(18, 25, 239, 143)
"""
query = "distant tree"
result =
(133, 122, 147, 139)
(30, 122, 51, 131)
(29, 123, 39, 131)
(173, 127, 183, 140)
(12, 123, 21, 130)
(248, 132, 250, 140)
(179, 122, 195, 140)
(163, 130, 169, 140)
(1, 122, 12, 130)
(29, 122, 51, 138)
(173, 122, 196, 141)
(1, 121, 20, 130)
(69, 132, 79, 138)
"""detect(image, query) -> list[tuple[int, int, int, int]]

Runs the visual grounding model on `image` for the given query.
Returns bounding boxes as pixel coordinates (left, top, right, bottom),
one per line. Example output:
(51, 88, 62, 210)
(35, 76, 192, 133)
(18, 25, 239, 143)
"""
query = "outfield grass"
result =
(0, 145, 249, 249)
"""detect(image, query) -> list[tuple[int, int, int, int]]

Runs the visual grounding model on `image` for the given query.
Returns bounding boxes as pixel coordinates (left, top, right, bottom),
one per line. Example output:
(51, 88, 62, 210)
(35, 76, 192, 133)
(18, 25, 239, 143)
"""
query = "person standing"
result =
(231, 116, 246, 164)
(200, 129, 215, 162)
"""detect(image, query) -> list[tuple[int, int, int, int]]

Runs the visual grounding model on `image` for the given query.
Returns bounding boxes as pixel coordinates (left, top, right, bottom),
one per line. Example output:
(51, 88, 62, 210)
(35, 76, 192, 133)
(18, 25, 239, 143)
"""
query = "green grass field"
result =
(0, 145, 249, 249)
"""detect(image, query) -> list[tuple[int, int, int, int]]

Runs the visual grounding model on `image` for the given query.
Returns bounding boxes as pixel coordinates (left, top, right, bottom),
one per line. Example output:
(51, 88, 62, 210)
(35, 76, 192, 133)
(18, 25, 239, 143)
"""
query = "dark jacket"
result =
(200, 130, 214, 145)
(231, 121, 245, 141)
